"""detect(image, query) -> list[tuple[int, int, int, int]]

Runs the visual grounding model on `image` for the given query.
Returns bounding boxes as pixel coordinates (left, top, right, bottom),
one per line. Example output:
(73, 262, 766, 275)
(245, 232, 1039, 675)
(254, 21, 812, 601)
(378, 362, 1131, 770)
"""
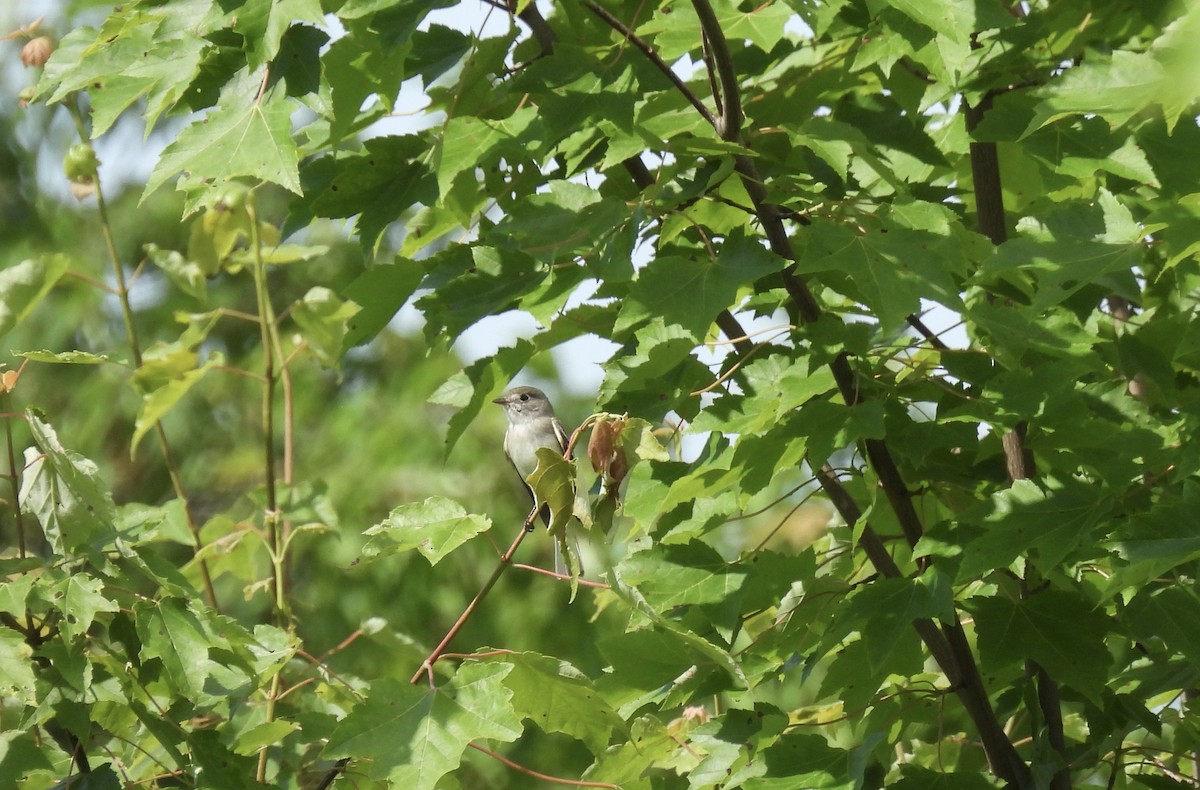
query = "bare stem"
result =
(248, 199, 289, 784)
(468, 742, 619, 788)
(67, 99, 218, 609)
(2, 390, 27, 557)
(247, 202, 285, 621)
(409, 522, 532, 684)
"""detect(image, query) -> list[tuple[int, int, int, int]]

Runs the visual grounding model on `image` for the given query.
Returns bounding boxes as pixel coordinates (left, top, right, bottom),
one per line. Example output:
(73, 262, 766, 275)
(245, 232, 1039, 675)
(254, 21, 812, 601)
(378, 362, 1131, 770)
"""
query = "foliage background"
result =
(2, 0, 1200, 788)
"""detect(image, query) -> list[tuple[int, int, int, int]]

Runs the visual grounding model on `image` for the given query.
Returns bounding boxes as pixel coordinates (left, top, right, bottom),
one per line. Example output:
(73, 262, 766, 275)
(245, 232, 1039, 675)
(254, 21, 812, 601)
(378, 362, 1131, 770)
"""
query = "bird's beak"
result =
(491, 396, 506, 405)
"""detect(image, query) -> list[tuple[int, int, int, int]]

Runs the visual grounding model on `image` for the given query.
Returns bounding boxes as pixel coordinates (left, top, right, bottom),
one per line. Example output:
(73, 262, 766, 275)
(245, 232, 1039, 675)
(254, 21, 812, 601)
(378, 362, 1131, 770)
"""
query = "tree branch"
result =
(967, 93, 1060, 790)
(814, 462, 1030, 786)
(691, 0, 740, 138)
(516, 4, 556, 55)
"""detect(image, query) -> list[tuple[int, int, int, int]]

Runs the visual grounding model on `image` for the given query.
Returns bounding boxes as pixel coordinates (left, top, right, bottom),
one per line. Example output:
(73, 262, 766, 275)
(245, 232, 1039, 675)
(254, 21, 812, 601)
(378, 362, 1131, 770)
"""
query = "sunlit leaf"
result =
(362, 497, 491, 565)
(145, 70, 301, 200)
(0, 256, 70, 340)
(20, 413, 118, 555)
(323, 663, 522, 787)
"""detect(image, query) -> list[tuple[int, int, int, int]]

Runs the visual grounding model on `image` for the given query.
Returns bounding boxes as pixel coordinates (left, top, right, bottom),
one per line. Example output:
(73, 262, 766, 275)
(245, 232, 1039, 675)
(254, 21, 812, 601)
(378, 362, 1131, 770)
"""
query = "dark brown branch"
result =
(687, 12, 1028, 785)
(1037, 665, 1069, 788)
(517, 4, 556, 55)
(967, 94, 1057, 790)
(907, 313, 950, 350)
(815, 463, 1031, 786)
(715, 310, 755, 357)
(691, 0, 740, 138)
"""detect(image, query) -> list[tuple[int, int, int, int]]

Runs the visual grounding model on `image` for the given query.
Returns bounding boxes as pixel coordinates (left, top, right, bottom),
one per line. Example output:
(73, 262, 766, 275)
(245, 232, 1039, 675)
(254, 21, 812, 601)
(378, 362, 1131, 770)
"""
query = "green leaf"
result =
(188, 729, 259, 790)
(691, 353, 837, 437)
(710, 0, 795, 52)
(0, 256, 70, 341)
(16, 350, 120, 365)
(1106, 495, 1200, 595)
(754, 731, 853, 789)
(323, 663, 522, 787)
(616, 542, 748, 612)
(1123, 586, 1200, 667)
(291, 286, 360, 367)
(598, 319, 712, 420)
(116, 500, 195, 545)
(20, 412, 118, 555)
(978, 235, 1142, 311)
(232, 720, 302, 756)
(584, 715, 678, 786)
(607, 575, 749, 688)
(969, 590, 1111, 696)
(340, 257, 427, 350)
(501, 652, 623, 754)
(0, 630, 37, 705)
(527, 448, 576, 534)
(232, 243, 329, 267)
(887, 0, 974, 44)
(362, 497, 491, 565)
(892, 765, 998, 789)
(294, 136, 436, 249)
(490, 180, 628, 265)
(437, 109, 541, 213)
(686, 705, 790, 789)
(0, 574, 35, 615)
(132, 354, 220, 455)
(55, 573, 119, 641)
(622, 234, 782, 339)
(228, 0, 325, 68)
(145, 69, 301, 200)
(416, 245, 542, 341)
(796, 207, 967, 330)
(1026, 50, 1166, 134)
(956, 478, 1109, 578)
(837, 578, 946, 675)
(134, 598, 211, 697)
(0, 731, 55, 782)
(37, 11, 208, 136)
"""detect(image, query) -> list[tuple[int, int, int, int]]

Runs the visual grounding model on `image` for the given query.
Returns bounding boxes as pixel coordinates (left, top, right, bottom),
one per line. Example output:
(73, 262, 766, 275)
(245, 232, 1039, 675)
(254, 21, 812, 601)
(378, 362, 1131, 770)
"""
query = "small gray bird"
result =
(492, 385, 577, 574)
(492, 386, 570, 493)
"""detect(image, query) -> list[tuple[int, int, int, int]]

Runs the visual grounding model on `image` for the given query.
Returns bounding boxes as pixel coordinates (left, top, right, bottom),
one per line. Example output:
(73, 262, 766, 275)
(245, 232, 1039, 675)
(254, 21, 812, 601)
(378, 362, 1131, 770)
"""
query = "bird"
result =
(492, 385, 578, 574)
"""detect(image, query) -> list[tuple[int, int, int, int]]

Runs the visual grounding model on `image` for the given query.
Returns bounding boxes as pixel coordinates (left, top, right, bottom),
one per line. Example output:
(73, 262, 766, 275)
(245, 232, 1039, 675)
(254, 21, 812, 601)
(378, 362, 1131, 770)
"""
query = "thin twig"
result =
(468, 742, 620, 788)
(581, 0, 716, 126)
(409, 522, 532, 684)
(66, 100, 219, 610)
(689, 333, 783, 395)
(513, 563, 611, 588)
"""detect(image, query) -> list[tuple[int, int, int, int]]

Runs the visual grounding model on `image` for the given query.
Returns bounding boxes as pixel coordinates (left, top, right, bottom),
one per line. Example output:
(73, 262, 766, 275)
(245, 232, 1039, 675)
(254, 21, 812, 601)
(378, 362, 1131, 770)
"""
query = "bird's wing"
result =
(553, 417, 571, 457)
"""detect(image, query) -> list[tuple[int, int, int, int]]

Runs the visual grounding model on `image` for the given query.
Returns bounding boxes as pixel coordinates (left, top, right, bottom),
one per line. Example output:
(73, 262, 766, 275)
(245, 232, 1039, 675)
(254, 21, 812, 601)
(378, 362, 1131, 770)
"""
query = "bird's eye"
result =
(519, 393, 529, 401)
